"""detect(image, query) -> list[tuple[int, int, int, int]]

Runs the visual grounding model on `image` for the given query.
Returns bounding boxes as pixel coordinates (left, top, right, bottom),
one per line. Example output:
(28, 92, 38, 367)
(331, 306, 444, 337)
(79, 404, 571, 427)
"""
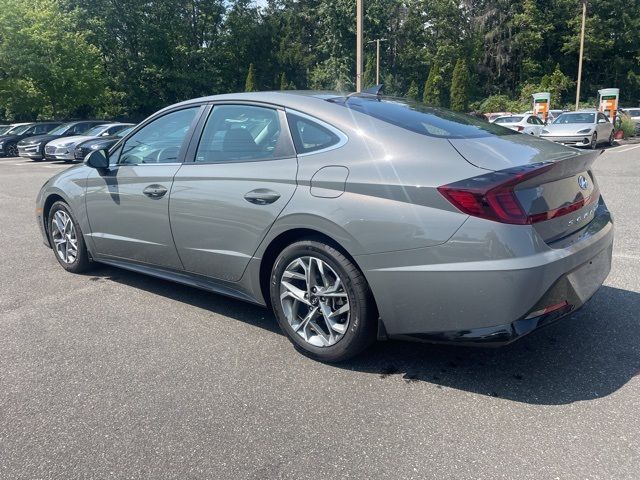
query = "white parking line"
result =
(609, 144, 640, 153)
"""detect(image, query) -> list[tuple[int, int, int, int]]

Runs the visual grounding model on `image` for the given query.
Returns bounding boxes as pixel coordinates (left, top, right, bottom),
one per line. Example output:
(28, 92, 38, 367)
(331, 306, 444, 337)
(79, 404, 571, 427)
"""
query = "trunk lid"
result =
(448, 135, 602, 243)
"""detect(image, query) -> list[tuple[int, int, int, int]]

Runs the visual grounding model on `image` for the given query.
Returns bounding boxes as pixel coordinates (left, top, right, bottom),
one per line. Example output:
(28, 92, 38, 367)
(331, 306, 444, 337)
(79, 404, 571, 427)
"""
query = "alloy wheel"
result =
(51, 210, 78, 264)
(7, 143, 18, 157)
(279, 256, 350, 347)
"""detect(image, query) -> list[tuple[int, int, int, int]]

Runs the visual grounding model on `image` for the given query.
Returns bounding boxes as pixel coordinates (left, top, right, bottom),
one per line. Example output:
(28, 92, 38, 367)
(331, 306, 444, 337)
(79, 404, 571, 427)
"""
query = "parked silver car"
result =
(541, 111, 615, 148)
(36, 92, 613, 361)
(44, 123, 134, 162)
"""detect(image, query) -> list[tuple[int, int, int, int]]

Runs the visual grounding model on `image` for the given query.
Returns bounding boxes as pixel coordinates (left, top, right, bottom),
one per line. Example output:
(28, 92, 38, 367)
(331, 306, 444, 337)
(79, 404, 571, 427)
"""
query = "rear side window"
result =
(287, 113, 342, 154)
(195, 104, 293, 163)
(328, 96, 516, 139)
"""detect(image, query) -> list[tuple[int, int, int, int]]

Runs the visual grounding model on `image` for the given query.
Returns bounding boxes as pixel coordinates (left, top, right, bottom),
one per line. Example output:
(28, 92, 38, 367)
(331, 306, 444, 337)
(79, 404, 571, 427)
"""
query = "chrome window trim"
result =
(284, 108, 348, 157)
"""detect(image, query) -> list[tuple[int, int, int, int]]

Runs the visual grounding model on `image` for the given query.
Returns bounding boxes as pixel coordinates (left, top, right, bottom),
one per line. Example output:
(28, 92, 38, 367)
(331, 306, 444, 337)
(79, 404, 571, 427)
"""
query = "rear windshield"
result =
(327, 96, 516, 139)
(495, 116, 523, 124)
(554, 113, 595, 124)
(627, 109, 640, 117)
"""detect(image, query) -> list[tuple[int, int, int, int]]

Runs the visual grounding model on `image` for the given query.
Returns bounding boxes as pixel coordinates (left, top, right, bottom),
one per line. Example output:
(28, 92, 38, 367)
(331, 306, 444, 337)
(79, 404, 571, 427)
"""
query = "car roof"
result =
(93, 122, 134, 128)
(161, 90, 348, 115)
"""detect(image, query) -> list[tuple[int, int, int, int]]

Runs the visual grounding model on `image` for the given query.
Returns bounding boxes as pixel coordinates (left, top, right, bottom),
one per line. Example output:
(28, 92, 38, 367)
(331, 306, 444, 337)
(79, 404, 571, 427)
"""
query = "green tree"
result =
(406, 80, 419, 101)
(423, 61, 444, 106)
(450, 58, 470, 111)
(363, 54, 376, 88)
(0, 0, 105, 119)
(245, 63, 257, 92)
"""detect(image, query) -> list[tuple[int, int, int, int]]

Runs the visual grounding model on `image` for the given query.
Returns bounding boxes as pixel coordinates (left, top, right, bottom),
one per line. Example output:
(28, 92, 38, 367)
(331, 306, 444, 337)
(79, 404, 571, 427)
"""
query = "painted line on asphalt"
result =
(610, 144, 640, 153)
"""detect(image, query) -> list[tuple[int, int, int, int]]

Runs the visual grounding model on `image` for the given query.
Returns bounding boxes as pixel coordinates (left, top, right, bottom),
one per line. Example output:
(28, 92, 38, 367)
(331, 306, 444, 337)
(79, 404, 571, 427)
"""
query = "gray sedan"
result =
(35, 92, 613, 362)
(541, 111, 615, 148)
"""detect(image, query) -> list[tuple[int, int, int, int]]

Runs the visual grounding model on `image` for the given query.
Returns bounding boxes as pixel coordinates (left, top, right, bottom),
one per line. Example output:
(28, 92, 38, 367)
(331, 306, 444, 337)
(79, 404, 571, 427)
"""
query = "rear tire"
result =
(590, 133, 598, 149)
(48, 201, 92, 273)
(270, 240, 376, 362)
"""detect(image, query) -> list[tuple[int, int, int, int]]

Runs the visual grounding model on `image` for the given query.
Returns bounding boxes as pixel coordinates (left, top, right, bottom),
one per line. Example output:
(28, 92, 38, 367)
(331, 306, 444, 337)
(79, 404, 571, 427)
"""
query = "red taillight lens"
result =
(515, 126, 524, 132)
(438, 162, 581, 225)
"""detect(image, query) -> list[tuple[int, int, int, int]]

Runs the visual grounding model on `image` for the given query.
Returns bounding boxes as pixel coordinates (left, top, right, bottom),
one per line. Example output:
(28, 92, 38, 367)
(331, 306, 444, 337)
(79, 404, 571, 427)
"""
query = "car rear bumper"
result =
(358, 200, 613, 343)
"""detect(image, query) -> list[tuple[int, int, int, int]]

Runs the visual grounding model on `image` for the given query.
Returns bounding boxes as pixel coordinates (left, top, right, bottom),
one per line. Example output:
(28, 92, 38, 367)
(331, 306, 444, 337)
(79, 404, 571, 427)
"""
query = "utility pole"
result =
(356, 0, 363, 92)
(575, 0, 587, 110)
(367, 38, 388, 85)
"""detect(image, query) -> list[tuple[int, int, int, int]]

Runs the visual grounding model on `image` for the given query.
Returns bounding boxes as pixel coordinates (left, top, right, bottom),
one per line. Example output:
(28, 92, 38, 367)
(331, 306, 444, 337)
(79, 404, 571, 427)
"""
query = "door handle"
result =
(244, 189, 281, 205)
(143, 184, 168, 199)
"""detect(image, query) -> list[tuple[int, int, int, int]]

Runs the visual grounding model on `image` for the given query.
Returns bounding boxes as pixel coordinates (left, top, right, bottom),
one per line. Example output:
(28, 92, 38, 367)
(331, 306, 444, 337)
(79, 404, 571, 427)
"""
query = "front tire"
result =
(48, 201, 92, 273)
(608, 130, 615, 146)
(6, 143, 18, 157)
(590, 133, 598, 149)
(270, 240, 376, 362)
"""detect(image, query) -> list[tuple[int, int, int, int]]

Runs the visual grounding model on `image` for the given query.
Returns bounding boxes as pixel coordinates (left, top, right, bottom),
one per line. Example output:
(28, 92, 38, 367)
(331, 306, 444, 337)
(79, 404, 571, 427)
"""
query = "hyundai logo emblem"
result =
(578, 175, 589, 190)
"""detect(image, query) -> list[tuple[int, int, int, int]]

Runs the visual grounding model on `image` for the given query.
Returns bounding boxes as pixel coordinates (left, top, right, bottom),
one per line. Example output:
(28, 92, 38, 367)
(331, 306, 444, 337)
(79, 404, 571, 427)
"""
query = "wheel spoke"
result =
(293, 306, 318, 333)
(281, 282, 311, 305)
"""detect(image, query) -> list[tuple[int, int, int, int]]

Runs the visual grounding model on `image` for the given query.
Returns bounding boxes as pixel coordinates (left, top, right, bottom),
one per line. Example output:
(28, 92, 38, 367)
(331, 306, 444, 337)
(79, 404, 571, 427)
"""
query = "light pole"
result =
(367, 38, 388, 85)
(575, 0, 587, 110)
(356, 0, 363, 92)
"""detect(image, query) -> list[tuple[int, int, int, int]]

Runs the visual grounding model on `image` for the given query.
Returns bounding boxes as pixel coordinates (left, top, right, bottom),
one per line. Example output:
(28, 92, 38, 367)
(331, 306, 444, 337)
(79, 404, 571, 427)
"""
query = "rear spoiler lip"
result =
(447, 136, 604, 173)
(522, 149, 603, 186)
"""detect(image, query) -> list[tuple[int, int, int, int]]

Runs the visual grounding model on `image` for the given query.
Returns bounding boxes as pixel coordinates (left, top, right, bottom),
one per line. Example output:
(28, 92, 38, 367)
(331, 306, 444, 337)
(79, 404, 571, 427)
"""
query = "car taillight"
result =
(438, 162, 595, 225)
(515, 126, 524, 132)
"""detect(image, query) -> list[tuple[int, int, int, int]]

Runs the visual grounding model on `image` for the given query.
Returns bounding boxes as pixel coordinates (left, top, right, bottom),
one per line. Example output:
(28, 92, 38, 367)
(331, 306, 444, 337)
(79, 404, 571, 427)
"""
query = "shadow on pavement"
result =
(90, 264, 640, 405)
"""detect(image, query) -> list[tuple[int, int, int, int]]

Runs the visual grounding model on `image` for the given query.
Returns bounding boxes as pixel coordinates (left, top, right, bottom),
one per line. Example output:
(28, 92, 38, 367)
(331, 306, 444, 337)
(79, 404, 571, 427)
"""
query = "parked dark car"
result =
(0, 122, 62, 157)
(73, 125, 135, 162)
(17, 121, 108, 161)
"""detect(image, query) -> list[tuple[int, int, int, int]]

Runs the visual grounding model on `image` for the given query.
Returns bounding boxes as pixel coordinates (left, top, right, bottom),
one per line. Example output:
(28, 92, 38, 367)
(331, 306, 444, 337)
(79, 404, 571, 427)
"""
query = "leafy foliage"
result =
(450, 58, 469, 111)
(245, 63, 257, 92)
(0, 0, 639, 121)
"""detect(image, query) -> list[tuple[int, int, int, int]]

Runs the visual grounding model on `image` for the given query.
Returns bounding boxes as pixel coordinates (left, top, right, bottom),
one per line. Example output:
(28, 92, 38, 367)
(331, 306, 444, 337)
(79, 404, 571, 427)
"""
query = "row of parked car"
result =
(0, 121, 134, 162)
(488, 109, 621, 149)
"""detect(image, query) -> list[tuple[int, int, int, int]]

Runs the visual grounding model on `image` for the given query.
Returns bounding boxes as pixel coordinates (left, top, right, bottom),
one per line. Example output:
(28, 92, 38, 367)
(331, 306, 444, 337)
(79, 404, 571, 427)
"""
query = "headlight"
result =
(0, 141, 4, 147)
(576, 128, 592, 134)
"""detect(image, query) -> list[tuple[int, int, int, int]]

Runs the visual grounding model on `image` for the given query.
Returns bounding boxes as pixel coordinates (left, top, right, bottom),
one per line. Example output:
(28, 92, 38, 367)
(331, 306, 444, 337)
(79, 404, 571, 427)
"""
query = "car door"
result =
(85, 106, 202, 269)
(529, 116, 544, 136)
(170, 103, 298, 282)
(597, 113, 611, 139)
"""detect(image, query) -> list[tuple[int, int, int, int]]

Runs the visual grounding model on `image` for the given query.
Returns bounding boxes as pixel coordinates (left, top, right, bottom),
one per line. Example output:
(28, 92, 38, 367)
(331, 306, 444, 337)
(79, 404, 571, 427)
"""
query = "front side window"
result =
(195, 104, 291, 163)
(118, 108, 198, 165)
(287, 113, 342, 154)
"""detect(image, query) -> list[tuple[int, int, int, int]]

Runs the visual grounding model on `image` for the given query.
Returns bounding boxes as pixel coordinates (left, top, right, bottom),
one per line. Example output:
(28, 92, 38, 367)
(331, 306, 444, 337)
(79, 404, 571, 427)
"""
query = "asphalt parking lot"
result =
(1, 146, 639, 480)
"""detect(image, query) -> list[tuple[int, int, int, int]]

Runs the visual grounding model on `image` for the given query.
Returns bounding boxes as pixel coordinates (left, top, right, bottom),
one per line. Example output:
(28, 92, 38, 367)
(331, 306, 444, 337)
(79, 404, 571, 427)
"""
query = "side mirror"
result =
(85, 149, 109, 169)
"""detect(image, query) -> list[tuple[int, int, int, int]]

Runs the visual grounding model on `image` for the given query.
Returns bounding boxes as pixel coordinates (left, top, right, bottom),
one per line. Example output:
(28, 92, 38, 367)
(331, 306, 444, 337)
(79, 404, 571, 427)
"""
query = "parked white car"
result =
(540, 111, 615, 149)
(493, 114, 545, 136)
(44, 123, 133, 162)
